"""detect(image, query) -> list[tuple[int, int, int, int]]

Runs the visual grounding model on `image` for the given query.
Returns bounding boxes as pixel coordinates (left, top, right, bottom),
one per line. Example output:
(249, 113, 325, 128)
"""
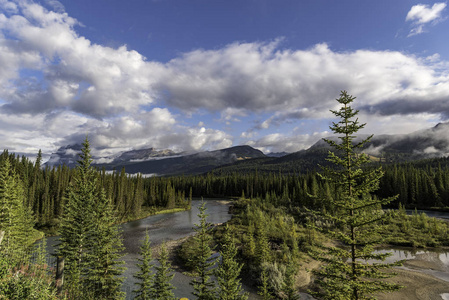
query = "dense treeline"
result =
(0, 150, 189, 234)
(2, 147, 449, 238)
(3, 147, 449, 237)
(156, 159, 449, 210)
(378, 162, 449, 208)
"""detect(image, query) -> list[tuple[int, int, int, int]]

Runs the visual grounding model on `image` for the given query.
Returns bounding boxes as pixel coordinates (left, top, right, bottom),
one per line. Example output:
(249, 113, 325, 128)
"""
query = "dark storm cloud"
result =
(361, 97, 449, 119)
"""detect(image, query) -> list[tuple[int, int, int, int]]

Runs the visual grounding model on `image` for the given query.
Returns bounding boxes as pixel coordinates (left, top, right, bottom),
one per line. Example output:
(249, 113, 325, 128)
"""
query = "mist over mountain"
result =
(44, 122, 449, 175)
(266, 152, 290, 158)
(308, 122, 449, 158)
(96, 145, 266, 176)
(45, 144, 84, 168)
(112, 148, 184, 163)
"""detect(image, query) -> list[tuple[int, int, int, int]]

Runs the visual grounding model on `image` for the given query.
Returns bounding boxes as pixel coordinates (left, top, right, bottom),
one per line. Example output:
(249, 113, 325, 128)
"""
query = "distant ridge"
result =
(45, 122, 449, 175)
(211, 122, 449, 174)
(95, 145, 266, 176)
(112, 148, 183, 163)
(45, 143, 83, 168)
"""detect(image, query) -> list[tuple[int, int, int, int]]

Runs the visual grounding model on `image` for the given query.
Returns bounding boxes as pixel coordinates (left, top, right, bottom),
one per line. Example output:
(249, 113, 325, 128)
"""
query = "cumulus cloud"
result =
(1, 0, 449, 157)
(0, 0, 18, 14)
(406, 2, 447, 36)
(44, 0, 65, 13)
(160, 42, 449, 121)
(0, 1, 162, 117)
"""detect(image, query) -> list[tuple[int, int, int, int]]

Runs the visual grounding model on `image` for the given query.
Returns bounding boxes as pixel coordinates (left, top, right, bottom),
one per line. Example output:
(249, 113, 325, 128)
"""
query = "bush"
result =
(0, 262, 58, 300)
(176, 235, 202, 271)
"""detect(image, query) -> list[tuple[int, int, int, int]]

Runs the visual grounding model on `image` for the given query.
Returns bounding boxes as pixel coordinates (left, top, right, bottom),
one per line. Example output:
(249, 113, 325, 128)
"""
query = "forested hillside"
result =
(2, 146, 449, 237)
(0, 150, 190, 234)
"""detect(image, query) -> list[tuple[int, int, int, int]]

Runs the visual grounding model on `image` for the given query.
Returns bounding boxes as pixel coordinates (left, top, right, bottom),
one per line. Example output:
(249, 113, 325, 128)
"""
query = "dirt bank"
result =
(375, 260, 449, 300)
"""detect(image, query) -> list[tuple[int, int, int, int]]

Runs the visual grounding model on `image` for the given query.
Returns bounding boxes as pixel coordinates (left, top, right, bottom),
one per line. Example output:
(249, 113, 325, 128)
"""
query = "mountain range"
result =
(45, 122, 449, 176)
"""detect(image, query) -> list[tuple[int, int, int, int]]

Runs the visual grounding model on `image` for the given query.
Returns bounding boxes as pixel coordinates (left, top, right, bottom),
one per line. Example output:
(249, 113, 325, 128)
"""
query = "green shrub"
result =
(0, 263, 58, 300)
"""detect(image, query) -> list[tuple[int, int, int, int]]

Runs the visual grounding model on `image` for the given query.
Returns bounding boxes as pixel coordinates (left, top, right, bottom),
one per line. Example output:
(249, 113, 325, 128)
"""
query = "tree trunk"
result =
(55, 256, 65, 295)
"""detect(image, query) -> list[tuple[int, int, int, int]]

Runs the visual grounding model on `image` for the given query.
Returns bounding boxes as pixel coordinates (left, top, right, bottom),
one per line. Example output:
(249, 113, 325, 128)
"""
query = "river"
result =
(119, 199, 244, 299)
(406, 209, 449, 221)
(41, 200, 449, 299)
(43, 199, 261, 299)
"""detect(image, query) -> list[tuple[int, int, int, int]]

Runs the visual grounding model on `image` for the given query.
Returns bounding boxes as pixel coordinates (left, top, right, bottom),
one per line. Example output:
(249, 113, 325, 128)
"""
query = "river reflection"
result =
(371, 247, 449, 284)
(373, 248, 449, 270)
(42, 199, 262, 299)
(120, 199, 235, 299)
(41, 202, 449, 299)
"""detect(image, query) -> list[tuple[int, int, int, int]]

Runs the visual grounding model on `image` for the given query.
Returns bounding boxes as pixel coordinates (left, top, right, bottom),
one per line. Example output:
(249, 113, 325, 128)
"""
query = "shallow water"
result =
(373, 248, 449, 284)
(41, 203, 449, 299)
(42, 199, 261, 299)
(372, 248, 449, 269)
(119, 199, 236, 299)
(405, 209, 449, 221)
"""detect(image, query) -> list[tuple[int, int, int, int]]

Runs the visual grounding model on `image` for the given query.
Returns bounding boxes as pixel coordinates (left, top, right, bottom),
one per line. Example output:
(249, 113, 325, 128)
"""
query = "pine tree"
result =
(35, 149, 42, 171)
(0, 237, 59, 300)
(244, 224, 256, 258)
(57, 137, 97, 296)
(215, 224, 248, 300)
(57, 136, 125, 298)
(86, 188, 125, 299)
(281, 258, 300, 300)
(0, 158, 57, 300)
(310, 91, 402, 300)
(0, 157, 34, 265)
(134, 231, 155, 300)
(190, 201, 217, 300)
(258, 267, 273, 300)
(153, 242, 175, 300)
(255, 222, 271, 265)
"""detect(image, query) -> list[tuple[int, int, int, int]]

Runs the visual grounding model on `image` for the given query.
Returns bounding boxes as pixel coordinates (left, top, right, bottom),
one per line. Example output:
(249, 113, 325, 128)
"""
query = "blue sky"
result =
(0, 0, 448, 160)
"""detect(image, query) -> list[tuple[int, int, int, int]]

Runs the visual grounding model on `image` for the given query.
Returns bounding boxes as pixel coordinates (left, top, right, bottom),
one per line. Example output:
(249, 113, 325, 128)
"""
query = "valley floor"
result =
(376, 261, 449, 300)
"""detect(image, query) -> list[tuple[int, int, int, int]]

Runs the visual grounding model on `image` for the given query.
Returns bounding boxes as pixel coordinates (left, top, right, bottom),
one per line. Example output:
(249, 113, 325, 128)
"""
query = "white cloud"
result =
(256, 108, 315, 130)
(0, 1, 162, 117)
(1, 0, 449, 156)
(160, 42, 449, 120)
(44, 0, 65, 13)
(0, 0, 18, 14)
(406, 2, 446, 24)
(406, 2, 447, 36)
(157, 127, 233, 152)
(359, 112, 441, 136)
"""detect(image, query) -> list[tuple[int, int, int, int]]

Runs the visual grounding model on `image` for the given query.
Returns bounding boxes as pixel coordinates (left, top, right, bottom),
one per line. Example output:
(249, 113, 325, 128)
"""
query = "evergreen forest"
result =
(2, 92, 449, 299)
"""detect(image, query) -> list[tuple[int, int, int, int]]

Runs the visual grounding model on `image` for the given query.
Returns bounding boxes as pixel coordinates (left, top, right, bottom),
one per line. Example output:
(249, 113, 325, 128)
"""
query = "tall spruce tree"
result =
(190, 201, 217, 300)
(153, 242, 175, 300)
(57, 136, 125, 299)
(0, 157, 33, 265)
(281, 258, 300, 300)
(57, 137, 97, 296)
(215, 224, 248, 300)
(85, 188, 125, 299)
(257, 267, 273, 300)
(134, 231, 155, 300)
(310, 91, 401, 300)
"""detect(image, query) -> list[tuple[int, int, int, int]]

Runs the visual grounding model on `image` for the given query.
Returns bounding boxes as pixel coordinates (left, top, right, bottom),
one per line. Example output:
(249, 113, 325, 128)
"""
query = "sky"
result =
(1, 0, 449, 161)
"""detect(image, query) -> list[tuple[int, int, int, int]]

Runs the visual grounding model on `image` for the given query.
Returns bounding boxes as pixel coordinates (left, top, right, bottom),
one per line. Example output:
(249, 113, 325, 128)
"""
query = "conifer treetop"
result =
(310, 91, 402, 300)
